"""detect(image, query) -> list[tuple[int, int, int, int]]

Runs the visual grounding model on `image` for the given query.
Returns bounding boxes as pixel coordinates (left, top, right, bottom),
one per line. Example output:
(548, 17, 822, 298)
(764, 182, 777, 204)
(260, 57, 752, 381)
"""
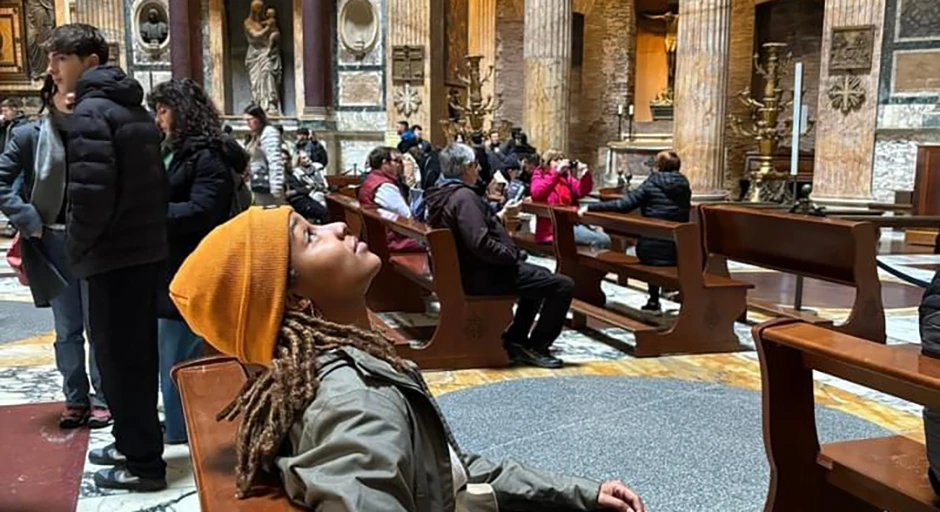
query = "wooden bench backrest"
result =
(700, 205, 878, 287)
(522, 201, 552, 218)
(358, 208, 467, 301)
(325, 193, 363, 237)
(552, 206, 705, 290)
(753, 320, 940, 510)
(172, 357, 298, 511)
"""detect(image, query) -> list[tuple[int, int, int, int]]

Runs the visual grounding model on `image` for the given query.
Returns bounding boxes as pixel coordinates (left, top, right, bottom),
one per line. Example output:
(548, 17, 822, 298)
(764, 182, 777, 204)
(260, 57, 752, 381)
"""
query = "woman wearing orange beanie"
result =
(170, 206, 645, 512)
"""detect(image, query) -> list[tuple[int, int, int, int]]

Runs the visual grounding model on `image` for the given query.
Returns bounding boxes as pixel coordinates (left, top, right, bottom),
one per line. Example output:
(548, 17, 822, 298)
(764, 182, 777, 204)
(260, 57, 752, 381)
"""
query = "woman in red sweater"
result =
(530, 150, 610, 248)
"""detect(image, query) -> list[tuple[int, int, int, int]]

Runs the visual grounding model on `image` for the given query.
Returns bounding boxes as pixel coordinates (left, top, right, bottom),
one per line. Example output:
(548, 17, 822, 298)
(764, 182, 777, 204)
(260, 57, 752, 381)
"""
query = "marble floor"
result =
(0, 232, 932, 511)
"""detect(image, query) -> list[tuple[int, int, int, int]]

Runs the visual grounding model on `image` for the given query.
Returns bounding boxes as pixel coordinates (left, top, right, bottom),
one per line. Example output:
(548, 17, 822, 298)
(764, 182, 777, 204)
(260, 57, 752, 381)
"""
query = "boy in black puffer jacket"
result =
(920, 272, 940, 494)
(581, 151, 691, 312)
(50, 23, 168, 492)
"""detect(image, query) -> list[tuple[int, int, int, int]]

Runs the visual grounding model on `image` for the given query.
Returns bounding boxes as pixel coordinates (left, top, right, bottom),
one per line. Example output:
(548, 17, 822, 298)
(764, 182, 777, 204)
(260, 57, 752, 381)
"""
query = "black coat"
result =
(588, 170, 691, 266)
(425, 180, 522, 295)
(65, 65, 168, 278)
(158, 137, 237, 319)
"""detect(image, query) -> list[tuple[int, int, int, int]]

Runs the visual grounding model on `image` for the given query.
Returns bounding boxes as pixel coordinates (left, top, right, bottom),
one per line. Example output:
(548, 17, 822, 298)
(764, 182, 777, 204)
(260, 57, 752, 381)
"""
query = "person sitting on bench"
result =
(579, 150, 691, 312)
(168, 206, 646, 512)
(425, 143, 575, 369)
(359, 146, 424, 252)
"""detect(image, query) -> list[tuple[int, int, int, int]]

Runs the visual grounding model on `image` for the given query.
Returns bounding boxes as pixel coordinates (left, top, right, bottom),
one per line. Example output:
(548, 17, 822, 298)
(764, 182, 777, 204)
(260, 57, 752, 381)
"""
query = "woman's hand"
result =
(597, 480, 645, 512)
(576, 162, 589, 178)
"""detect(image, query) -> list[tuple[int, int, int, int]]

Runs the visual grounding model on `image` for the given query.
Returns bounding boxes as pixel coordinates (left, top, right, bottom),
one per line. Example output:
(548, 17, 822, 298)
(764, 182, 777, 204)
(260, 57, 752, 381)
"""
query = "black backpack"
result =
(221, 136, 253, 217)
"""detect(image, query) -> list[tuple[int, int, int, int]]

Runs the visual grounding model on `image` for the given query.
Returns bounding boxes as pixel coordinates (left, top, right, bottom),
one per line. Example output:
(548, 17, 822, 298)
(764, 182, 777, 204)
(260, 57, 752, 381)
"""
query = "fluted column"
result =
(523, 0, 571, 154)
(469, 0, 497, 107)
(673, 0, 732, 199)
(811, 0, 887, 205)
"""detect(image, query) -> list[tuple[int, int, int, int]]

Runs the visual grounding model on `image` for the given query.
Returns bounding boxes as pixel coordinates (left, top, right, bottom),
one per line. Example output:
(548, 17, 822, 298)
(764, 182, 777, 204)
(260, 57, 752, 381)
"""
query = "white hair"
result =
(439, 143, 477, 179)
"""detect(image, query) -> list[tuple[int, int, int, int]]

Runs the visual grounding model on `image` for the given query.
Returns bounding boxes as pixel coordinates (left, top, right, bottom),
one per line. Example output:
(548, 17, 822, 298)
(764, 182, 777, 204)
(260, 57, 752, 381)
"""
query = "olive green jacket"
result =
(275, 347, 602, 511)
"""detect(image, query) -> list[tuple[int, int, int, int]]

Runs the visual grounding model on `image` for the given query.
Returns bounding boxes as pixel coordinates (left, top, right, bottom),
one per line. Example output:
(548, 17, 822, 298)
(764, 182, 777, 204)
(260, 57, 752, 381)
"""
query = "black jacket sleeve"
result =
(588, 179, 653, 214)
(66, 102, 118, 260)
(167, 152, 234, 238)
(0, 128, 41, 236)
(452, 191, 520, 266)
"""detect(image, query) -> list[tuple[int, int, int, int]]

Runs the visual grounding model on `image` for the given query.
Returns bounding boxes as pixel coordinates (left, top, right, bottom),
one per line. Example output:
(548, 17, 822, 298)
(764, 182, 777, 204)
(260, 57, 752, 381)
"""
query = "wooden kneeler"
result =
(172, 357, 298, 511)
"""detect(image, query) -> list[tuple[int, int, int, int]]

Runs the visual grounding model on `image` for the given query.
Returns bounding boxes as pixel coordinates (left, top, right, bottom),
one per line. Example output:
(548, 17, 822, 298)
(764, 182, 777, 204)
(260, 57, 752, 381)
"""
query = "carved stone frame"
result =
(133, 0, 170, 55)
(338, 0, 378, 60)
(0, 0, 29, 84)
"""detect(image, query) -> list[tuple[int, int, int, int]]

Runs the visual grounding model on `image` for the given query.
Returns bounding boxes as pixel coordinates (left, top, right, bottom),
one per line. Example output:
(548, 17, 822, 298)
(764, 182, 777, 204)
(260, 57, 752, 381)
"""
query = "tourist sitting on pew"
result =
(919, 271, 940, 494)
(531, 150, 611, 248)
(169, 207, 646, 512)
(579, 150, 691, 312)
(358, 146, 424, 252)
(426, 143, 574, 369)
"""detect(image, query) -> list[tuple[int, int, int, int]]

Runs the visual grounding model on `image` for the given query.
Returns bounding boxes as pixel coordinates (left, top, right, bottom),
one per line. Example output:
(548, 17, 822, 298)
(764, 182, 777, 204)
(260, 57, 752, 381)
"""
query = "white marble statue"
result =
(244, 0, 282, 115)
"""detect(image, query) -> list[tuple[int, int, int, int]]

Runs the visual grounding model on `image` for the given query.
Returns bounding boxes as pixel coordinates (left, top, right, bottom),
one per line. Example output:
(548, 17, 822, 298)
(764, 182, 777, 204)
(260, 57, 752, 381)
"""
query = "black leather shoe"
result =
(506, 344, 564, 369)
(93, 467, 167, 492)
(641, 301, 662, 312)
(88, 443, 127, 466)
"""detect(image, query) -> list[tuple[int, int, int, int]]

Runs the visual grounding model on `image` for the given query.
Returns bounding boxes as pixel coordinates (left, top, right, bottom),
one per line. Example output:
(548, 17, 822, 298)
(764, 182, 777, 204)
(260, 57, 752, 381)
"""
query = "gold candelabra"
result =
(441, 55, 513, 142)
(729, 42, 813, 202)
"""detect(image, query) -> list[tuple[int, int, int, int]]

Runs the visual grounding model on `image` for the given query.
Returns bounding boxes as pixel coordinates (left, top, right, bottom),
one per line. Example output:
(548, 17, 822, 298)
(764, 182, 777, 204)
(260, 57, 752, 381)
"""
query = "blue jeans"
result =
(45, 230, 105, 408)
(158, 318, 203, 443)
(574, 224, 611, 249)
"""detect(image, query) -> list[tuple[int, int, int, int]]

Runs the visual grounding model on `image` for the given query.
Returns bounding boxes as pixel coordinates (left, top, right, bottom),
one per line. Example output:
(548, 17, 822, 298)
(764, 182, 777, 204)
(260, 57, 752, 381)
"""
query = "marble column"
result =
(523, 0, 571, 154)
(303, 0, 334, 117)
(169, 0, 203, 82)
(811, 0, 887, 205)
(673, 0, 732, 199)
(469, 0, 497, 106)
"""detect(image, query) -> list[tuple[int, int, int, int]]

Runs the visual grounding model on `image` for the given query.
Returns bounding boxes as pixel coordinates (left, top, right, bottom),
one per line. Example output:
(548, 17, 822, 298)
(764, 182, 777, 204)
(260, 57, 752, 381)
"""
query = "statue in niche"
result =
(244, 0, 282, 116)
(644, 11, 679, 103)
(25, 0, 54, 80)
(140, 7, 169, 45)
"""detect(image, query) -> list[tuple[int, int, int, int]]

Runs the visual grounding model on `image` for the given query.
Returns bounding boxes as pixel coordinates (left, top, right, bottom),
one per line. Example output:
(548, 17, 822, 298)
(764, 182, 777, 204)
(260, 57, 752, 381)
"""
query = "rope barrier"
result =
(876, 259, 930, 289)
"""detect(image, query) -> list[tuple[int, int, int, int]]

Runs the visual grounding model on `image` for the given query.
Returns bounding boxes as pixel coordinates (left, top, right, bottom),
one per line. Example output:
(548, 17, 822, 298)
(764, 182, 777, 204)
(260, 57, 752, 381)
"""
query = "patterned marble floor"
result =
(0, 232, 932, 511)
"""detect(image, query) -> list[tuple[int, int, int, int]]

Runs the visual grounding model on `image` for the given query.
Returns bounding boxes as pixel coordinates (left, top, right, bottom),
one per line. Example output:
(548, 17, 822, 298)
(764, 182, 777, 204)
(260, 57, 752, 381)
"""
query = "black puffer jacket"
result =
(425, 180, 522, 295)
(588, 170, 691, 266)
(158, 136, 238, 319)
(65, 65, 168, 278)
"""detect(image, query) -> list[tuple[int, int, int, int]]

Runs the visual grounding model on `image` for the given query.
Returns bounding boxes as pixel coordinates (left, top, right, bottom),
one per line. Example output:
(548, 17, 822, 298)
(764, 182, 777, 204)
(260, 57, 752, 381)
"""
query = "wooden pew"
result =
(325, 193, 424, 314)
(509, 201, 556, 258)
(325, 175, 360, 199)
(172, 357, 298, 511)
(754, 320, 940, 512)
(552, 206, 752, 357)
(359, 208, 512, 370)
(699, 205, 885, 343)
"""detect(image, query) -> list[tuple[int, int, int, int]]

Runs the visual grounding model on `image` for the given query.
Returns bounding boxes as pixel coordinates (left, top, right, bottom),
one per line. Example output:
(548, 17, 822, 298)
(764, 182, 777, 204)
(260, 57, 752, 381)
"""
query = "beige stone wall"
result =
(723, 0, 755, 198)
(571, 0, 635, 167)
(494, 0, 524, 126)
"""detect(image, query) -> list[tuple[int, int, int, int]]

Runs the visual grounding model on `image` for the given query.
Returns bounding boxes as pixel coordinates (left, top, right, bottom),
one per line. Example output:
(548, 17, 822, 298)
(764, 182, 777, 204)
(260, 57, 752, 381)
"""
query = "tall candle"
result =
(617, 104, 623, 116)
(628, 104, 635, 116)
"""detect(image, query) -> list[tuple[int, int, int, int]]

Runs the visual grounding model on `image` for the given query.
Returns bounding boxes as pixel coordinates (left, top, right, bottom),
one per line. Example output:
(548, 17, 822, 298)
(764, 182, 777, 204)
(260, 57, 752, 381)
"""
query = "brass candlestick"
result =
(441, 55, 512, 142)
(729, 42, 812, 202)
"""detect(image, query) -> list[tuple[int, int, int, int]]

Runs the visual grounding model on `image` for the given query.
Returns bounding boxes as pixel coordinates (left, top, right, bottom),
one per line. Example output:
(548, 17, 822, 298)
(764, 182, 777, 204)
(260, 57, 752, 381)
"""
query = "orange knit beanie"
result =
(169, 206, 292, 366)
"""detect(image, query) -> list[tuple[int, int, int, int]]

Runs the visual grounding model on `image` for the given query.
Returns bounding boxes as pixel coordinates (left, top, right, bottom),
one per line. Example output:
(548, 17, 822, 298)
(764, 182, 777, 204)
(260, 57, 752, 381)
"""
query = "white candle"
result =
(628, 104, 634, 116)
(617, 104, 623, 116)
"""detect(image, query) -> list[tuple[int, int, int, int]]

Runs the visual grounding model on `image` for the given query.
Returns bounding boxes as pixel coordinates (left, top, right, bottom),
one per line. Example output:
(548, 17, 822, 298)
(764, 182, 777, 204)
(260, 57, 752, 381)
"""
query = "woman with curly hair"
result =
(146, 78, 243, 444)
(169, 206, 646, 511)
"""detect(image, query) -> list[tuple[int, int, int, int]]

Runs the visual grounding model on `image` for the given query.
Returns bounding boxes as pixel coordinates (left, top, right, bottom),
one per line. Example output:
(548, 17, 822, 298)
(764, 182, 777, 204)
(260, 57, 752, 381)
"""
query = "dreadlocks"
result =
(216, 308, 408, 498)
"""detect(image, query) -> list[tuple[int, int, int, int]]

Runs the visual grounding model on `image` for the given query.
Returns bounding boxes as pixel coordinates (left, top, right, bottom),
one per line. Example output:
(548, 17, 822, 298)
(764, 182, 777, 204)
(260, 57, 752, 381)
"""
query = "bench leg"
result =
(396, 298, 514, 370)
(569, 267, 606, 308)
(634, 287, 746, 357)
(366, 267, 427, 313)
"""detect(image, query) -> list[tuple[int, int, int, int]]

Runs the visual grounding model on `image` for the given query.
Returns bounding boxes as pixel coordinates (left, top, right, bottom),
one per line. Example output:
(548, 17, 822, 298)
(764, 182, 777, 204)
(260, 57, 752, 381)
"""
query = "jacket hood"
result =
(75, 65, 144, 107)
(172, 135, 248, 173)
(653, 170, 692, 206)
(424, 180, 470, 226)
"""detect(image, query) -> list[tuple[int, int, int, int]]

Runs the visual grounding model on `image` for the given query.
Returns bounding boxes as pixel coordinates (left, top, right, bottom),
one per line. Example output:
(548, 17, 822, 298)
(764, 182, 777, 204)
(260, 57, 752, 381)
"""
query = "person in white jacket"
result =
(243, 103, 284, 206)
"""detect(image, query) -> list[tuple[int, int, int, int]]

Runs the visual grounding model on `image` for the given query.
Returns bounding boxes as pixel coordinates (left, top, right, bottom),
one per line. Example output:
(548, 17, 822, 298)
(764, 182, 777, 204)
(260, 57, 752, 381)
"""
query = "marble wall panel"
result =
(338, 71, 383, 107)
(339, 139, 383, 175)
(892, 49, 940, 94)
(336, 110, 388, 132)
(872, 138, 918, 202)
